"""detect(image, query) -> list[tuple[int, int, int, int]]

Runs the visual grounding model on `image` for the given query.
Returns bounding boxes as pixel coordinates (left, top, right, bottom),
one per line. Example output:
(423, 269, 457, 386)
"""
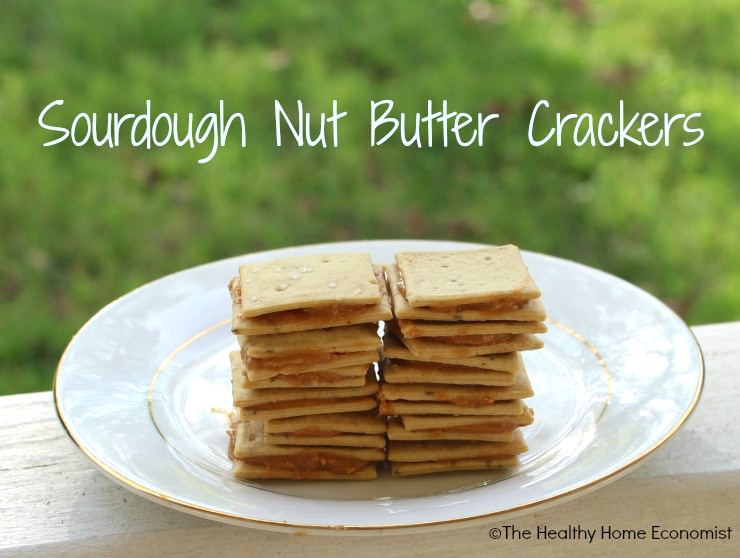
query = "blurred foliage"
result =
(1, 0, 739, 394)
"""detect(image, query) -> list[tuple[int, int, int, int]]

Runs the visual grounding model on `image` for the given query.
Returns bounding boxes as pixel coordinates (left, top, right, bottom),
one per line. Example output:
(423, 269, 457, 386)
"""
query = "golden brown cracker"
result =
(390, 457, 519, 476)
(239, 396, 378, 421)
(383, 334, 523, 371)
(233, 460, 378, 480)
(243, 348, 379, 377)
(387, 418, 519, 442)
(231, 352, 369, 390)
(234, 420, 385, 461)
(381, 358, 517, 386)
(265, 412, 387, 434)
(233, 369, 378, 408)
(386, 265, 546, 322)
(397, 319, 547, 339)
(238, 252, 381, 317)
(387, 430, 527, 462)
(394, 245, 541, 307)
(395, 328, 544, 358)
(379, 398, 525, 417)
(379, 370, 533, 404)
(231, 267, 393, 334)
(242, 324, 381, 358)
(264, 431, 386, 448)
(400, 405, 534, 430)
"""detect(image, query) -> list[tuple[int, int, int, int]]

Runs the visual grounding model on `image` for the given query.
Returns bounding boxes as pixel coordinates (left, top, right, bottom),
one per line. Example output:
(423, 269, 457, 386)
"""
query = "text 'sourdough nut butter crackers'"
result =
(228, 252, 391, 479)
(227, 245, 546, 479)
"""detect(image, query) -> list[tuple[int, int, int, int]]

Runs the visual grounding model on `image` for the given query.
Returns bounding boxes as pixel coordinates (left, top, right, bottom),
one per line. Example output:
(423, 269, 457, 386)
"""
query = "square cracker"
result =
(397, 319, 546, 339)
(239, 253, 381, 318)
(395, 245, 541, 307)
(265, 412, 387, 435)
(233, 369, 378, 408)
(383, 334, 522, 372)
(381, 358, 517, 386)
(396, 331, 544, 358)
(233, 460, 378, 480)
(242, 324, 380, 358)
(239, 396, 378, 421)
(379, 368, 533, 403)
(390, 457, 519, 476)
(231, 267, 393, 334)
(231, 352, 369, 390)
(387, 418, 520, 443)
(234, 420, 385, 461)
(379, 398, 525, 417)
(243, 347, 379, 377)
(387, 430, 528, 462)
(385, 265, 546, 322)
(401, 404, 534, 430)
(264, 431, 386, 448)
(232, 421, 381, 480)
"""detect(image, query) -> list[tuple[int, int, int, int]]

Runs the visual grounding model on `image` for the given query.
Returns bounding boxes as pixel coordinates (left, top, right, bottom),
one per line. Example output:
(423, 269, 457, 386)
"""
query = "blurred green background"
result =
(1, 0, 739, 394)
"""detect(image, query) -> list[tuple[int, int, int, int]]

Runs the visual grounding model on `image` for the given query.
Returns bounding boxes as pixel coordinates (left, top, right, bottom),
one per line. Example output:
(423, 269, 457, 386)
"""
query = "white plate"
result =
(54, 240, 704, 534)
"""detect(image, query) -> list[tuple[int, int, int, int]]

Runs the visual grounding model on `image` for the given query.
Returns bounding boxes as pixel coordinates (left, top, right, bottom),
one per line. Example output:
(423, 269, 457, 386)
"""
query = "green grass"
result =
(1, 0, 739, 394)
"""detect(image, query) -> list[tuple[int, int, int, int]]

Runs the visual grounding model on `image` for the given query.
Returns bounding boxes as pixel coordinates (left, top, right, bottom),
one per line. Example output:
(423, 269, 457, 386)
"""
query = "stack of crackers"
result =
(380, 245, 546, 476)
(227, 252, 392, 480)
